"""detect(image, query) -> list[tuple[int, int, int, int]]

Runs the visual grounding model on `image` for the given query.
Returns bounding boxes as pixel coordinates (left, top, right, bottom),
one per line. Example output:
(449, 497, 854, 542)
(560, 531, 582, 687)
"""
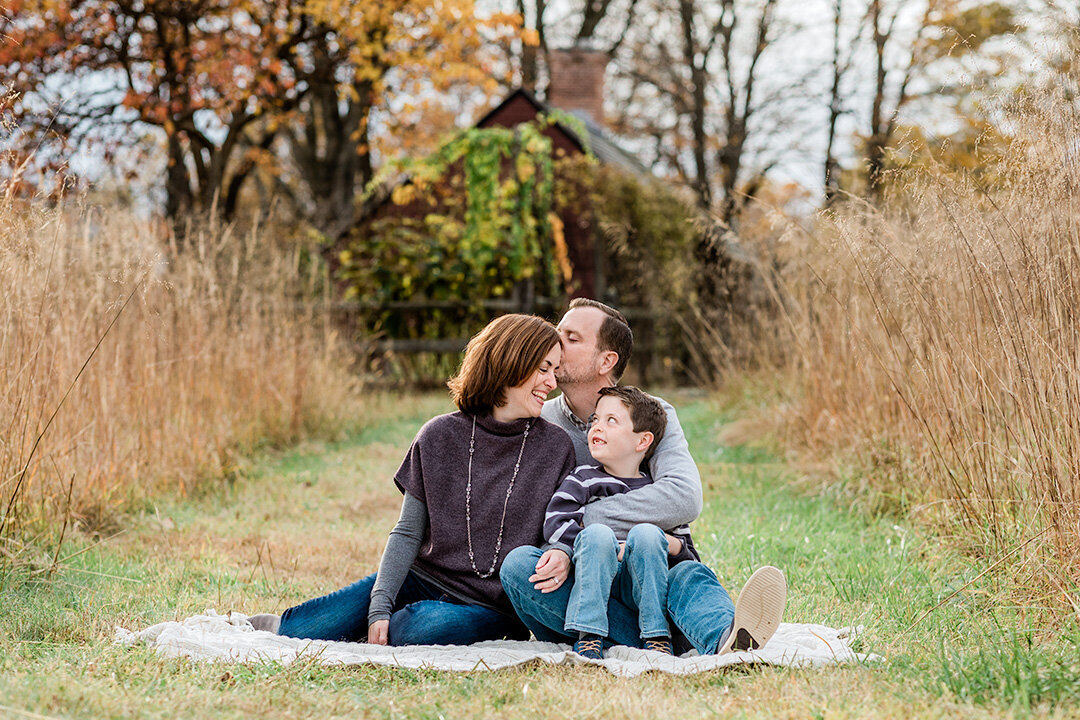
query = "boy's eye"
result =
(587, 414, 597, 426)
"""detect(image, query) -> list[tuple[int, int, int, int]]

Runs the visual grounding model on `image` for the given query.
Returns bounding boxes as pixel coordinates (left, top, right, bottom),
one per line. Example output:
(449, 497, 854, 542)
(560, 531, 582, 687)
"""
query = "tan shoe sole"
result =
(719, 566, 787, 654)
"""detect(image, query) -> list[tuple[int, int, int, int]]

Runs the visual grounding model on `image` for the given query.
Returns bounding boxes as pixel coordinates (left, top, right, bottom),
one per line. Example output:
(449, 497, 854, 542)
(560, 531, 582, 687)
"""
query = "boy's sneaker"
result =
(719, 566, 787, 655)
(643, 637, 673, 655)
(572, 633, 604, 660)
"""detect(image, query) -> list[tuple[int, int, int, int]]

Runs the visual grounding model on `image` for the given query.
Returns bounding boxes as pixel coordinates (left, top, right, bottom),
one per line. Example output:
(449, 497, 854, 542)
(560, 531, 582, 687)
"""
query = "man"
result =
(543, 299, 703, 533)
(500, 298, 786, 656)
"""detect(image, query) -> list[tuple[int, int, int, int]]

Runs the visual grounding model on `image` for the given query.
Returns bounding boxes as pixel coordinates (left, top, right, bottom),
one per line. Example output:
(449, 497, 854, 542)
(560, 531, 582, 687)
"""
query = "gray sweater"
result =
(544, 463, 701, 564)
(540, 393, 702, 535)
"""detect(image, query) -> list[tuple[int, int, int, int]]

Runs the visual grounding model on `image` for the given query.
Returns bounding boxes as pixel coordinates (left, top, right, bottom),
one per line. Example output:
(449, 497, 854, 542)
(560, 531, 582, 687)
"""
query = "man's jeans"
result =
(565, 523, 671, 640)
(665, 560, 737, 654)
(501, 543, 737, 654)
(277, 570, 527, 645)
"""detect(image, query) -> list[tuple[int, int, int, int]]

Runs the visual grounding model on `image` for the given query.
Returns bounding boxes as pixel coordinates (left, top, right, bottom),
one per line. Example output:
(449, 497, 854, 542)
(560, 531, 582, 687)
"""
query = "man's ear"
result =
(636, 431, 654, 454)
(597, 350, 619, 377)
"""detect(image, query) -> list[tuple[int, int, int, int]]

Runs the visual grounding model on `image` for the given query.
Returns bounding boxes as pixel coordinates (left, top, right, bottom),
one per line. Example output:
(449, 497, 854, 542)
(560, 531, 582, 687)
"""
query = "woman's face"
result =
(499, 343, 561, 420)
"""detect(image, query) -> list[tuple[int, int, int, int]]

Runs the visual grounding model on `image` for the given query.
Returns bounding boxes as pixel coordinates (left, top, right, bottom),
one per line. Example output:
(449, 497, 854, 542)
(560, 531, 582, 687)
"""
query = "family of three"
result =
(248, 299, 787, 659)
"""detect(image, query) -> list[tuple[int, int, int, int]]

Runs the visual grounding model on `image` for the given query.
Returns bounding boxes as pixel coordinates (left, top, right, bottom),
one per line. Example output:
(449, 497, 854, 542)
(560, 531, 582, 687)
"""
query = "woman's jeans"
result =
(277, 570, 527, 645)
(565, 523, 672, 639)
(501, 541, 737, 654)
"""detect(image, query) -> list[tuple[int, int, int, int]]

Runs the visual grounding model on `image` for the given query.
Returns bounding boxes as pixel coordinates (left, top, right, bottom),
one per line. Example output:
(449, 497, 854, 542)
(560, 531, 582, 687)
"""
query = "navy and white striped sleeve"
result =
(543, 465, 595, 554)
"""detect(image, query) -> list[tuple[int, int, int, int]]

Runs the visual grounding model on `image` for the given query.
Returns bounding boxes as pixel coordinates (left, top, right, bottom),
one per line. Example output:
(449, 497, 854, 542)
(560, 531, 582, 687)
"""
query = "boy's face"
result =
(588, 395, 652, 470)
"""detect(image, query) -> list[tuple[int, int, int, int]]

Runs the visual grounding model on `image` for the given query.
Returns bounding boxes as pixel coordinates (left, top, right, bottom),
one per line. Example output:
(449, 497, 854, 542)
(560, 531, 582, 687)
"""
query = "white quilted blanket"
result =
(115, 611, 882, 677)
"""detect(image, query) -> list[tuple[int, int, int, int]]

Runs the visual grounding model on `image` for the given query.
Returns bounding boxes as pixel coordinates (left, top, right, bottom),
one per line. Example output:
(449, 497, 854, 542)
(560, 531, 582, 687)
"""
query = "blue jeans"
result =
(502, 544, 737, 654)
(566, 524, 672, 639)
(278, 570, 528, 645)
(666, 560, 736, 654)
(500, 545, 644, 648)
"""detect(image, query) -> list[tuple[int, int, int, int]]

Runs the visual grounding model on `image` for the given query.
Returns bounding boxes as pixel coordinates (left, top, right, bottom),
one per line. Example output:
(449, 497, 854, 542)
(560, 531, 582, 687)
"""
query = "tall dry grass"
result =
(732, 93, 1080, 610)
(0, 197, 364, 543)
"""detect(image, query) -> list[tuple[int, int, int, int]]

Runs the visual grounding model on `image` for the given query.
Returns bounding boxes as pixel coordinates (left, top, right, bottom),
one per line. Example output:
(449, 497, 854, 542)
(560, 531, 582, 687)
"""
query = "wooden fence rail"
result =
(315, 296, 676, 385)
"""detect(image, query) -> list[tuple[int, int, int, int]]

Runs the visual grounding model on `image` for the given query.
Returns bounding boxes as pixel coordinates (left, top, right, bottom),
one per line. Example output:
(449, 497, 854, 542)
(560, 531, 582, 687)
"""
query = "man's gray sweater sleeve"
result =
(368, 492, 428, 625)
(581, 398, 703, 534)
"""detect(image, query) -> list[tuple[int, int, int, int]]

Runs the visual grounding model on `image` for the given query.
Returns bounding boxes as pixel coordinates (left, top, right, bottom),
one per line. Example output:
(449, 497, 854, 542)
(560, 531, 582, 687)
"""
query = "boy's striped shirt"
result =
(543, 464, 699, 564)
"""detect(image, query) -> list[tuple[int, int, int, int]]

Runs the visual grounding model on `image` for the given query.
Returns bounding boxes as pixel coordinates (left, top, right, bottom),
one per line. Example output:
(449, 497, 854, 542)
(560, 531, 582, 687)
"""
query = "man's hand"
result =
(529, 548, 570, 593)
(617, 542, 625, 561)
(368, 619, 389, 645)
(665, 533, 684, 557)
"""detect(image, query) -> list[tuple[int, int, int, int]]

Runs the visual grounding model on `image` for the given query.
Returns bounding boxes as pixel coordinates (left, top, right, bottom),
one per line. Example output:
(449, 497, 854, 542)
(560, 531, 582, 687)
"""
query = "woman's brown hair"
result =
(448, 314, 559, 416)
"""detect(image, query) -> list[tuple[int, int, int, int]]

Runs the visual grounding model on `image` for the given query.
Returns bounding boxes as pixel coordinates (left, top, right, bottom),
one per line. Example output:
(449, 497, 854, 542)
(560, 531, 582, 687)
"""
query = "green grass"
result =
(0, 391, 1077, 719)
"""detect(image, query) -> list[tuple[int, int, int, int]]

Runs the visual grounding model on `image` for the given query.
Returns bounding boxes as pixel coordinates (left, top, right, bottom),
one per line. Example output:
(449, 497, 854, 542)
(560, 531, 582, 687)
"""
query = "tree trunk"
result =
(867, 0, 889, 199)
(578, 0, 615, 40)
(678, 0, 711, 210)
(717, 116, 745, 223)
(824, 0, 844, 204)
(518, 0, 545, 90)
(165, 131, 194, 240)
(290, 70, 375, 238)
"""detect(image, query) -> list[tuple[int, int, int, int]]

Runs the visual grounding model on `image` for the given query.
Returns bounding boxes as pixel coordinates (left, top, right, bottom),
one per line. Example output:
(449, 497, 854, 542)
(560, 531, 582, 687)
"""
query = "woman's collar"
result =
(474, 413, 532, 436)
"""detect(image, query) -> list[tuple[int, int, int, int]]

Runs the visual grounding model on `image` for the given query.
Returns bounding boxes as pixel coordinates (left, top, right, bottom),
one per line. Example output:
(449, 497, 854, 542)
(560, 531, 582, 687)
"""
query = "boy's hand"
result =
(530, 548, 570, 593)
(665, 533, 683, 557)
(617, 542, 625, 561)
(368, 620, 389, 645)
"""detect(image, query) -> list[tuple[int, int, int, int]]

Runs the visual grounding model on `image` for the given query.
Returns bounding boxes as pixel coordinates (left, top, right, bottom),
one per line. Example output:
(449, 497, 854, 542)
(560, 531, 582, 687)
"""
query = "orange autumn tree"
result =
(0, 0, 520, 232)
(287, 1, 518, 236)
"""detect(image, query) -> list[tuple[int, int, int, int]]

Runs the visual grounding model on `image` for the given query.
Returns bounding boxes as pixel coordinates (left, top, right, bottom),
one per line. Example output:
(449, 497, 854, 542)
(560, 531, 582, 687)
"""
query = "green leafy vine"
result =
(337, 116, 564, 339)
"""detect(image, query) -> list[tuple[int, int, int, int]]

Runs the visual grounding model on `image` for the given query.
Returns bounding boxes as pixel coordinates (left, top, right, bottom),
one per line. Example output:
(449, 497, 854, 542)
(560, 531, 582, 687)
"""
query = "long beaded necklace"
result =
(465, 415, 530, 579)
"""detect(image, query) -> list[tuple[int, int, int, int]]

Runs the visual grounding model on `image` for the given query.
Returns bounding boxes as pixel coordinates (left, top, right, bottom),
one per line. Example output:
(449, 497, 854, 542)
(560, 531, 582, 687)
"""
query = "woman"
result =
(249, 314, 577, 646)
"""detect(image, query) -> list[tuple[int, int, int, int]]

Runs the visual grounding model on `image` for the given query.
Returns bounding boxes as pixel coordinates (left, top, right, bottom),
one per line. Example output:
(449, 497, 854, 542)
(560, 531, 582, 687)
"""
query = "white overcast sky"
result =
(51, 0, 1044, 210)
(479, 0, 1037, 199)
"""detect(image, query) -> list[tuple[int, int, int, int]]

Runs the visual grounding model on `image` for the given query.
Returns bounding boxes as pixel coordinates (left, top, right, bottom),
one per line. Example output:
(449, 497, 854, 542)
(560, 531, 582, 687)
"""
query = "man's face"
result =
(555, 306, 607, 385)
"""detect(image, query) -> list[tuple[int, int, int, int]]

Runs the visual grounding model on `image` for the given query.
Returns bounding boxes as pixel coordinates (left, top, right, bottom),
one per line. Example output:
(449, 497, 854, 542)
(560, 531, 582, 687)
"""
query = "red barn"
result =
(473, 87, 652, 299)
(341, 47, 653, 303)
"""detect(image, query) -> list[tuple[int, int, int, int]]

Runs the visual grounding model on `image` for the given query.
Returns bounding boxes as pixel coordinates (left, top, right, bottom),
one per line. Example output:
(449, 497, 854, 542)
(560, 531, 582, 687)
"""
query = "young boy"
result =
(543, 385, 700, 659)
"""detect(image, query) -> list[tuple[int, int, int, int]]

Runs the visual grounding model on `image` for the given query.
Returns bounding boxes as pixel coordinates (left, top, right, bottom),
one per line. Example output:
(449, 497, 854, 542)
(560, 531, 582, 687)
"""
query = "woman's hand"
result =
(665, 533, 684, 557)
(368, 619, 390, 645)
(529, 548, 570, 593)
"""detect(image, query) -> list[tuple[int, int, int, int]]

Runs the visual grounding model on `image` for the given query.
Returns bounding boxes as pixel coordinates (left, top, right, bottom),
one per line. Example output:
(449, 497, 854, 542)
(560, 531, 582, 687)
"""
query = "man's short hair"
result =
(448, 314, 559, 416)
(597, 385, 666, 460)
(568, 298, 633, 381)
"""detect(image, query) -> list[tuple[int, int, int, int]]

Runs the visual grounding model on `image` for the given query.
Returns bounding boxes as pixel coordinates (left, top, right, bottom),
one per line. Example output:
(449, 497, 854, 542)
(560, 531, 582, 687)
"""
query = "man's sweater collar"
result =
(555, 393, 590, 433)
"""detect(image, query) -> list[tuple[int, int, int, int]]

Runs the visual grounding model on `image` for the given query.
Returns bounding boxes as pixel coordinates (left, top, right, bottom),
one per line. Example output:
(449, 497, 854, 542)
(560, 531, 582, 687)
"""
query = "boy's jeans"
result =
(501, 541, 737, 654)
(277, 570, 527, 645)
(565, 523, 671, 639)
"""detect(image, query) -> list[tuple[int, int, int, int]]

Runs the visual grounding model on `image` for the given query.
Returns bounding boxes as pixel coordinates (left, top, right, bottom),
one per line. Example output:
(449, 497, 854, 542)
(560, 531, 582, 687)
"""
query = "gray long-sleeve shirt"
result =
(368, 492, 428, 625)
(541, 393, 703, 535)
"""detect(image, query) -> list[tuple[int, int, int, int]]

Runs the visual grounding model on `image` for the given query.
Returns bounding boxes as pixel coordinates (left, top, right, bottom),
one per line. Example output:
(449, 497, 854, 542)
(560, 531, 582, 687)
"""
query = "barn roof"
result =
(475, 88, 651, 178)
(345, 88, 652, 236)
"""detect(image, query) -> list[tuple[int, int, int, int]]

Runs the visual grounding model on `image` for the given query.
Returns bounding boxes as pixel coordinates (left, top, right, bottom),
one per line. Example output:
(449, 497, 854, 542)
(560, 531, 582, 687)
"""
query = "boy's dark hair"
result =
(597, 385, 666, 460)
(568, 297, 633, 381)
